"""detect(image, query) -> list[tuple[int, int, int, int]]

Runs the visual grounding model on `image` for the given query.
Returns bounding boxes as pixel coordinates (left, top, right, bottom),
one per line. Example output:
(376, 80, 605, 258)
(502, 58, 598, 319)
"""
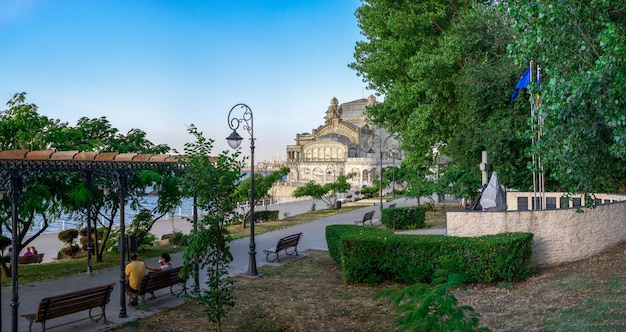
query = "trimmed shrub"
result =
(58, 229, 79, 245)
(329, 225, 533, 285)
(254, 210, 279, 222)
(380, 206, 427, 230)
(326, 225, 393, 262)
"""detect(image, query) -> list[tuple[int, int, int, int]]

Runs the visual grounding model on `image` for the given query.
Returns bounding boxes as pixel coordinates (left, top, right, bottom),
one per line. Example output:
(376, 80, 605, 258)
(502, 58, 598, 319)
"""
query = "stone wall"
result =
(447, 193, 626, 267)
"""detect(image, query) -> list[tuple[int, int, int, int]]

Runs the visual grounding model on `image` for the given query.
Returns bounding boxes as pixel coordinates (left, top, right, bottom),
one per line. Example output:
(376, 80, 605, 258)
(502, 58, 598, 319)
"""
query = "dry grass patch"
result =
(111, 250, 396, 332)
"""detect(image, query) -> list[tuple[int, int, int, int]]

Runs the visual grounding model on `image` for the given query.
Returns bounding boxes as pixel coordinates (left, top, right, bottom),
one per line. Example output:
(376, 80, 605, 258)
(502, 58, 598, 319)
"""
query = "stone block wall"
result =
(447, 193, 626, 267)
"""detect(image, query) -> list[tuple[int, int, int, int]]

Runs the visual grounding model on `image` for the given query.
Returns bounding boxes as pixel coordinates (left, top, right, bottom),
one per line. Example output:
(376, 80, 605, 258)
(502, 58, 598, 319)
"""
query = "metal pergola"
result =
(0, 150, 184, 332)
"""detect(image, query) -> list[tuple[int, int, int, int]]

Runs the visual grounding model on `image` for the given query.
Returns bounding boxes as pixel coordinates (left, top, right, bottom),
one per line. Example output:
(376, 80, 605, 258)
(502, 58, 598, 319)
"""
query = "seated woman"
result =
(23, 247, 33, 257)
(145, 253, 173, 300)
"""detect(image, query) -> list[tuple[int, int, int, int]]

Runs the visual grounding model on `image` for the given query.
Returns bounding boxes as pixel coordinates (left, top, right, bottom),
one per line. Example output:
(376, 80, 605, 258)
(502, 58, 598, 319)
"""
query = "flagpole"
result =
(537, 66, 545, 210)
(530, 61, 538, 210)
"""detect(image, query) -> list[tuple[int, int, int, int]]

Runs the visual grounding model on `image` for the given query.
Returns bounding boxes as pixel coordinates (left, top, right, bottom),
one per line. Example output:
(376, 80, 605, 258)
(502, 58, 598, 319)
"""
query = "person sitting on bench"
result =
(125, 252, 146, 307)
(145, 253, 173, 300)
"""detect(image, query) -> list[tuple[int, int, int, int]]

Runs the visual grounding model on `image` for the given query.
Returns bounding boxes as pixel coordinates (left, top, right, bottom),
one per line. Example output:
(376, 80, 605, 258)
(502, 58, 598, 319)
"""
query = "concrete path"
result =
(1, 197, 444, 331)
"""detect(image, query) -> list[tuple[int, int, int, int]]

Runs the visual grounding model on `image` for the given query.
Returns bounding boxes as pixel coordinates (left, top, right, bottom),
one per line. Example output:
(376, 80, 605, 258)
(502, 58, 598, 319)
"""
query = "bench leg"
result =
(265, 252, 279, 262)
(88, 306, 108, 323)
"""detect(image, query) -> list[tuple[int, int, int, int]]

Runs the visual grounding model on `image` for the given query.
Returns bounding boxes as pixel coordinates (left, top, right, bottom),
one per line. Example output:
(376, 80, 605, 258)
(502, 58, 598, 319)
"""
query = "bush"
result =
(328, 225, 533, 285)
(254, 210, 279, 222)
(58, 244, 80, 259)
(360, 186, 377, 199)
(58, 229, 79, 245)
(378, 270, 490, 331)
(380, 206, 427, 230)
(325, 225, 393, 262)
(169, 231, 189, 246)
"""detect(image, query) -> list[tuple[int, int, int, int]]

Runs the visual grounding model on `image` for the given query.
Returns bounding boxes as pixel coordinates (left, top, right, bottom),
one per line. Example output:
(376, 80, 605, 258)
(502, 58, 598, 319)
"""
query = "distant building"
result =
(284, 95, 403, 189)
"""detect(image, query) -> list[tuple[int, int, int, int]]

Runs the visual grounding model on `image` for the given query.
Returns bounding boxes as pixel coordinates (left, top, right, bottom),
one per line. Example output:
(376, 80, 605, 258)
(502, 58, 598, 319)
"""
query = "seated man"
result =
(125, 252, 146, 307)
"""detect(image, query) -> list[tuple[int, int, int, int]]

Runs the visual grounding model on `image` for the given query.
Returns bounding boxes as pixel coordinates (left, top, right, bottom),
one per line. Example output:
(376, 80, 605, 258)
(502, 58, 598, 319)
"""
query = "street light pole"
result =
(227, 103, 258, 277)
(378, 149, 383, 211)
(368, 131, 385, 211)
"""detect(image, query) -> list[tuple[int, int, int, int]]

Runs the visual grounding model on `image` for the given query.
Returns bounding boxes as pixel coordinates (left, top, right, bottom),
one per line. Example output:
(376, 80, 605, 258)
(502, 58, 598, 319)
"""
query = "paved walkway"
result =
(1, 197, 445, 331)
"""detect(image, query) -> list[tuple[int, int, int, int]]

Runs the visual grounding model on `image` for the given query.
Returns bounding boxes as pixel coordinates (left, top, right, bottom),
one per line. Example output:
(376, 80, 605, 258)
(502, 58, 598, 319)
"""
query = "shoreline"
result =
(9, 217, 194, 263)
(5, 199, 319, 262)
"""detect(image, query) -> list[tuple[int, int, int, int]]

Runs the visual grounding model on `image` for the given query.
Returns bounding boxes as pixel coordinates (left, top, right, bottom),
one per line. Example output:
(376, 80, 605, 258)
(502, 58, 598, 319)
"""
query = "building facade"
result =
(284, 95, 403, 190)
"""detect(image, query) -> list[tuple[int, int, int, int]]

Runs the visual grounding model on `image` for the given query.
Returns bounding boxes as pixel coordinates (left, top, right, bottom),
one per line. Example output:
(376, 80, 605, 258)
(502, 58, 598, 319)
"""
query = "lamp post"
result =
(389, 148, 399, 198)
(366, 147, 383, 211)
(367, 133, 384, 211)
(227, 103, 258, 277)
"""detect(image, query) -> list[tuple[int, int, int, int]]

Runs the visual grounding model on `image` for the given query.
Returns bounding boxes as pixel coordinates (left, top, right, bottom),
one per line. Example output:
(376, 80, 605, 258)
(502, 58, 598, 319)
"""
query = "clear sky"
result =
(0, 0, 375, 163)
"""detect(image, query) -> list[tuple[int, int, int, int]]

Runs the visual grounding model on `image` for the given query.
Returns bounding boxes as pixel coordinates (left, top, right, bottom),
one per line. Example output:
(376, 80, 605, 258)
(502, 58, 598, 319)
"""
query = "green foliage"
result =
(325, 225, 394, 262)
(360, 185, 377, 199)
(253, 210, 279, 222)
(292, 173, 355, 209)
(333, 226, 533, 285)
(377, 270, 490, 331)
(128, 209, 159, 250)
(58, 229, 79, 245)
(505, 0, 626, 193)
(169, 230, 189, 246)
(351, 1, 531, 195)
(380, 206, 427, 230)
(0, 92, 179, 267)
(180, 124, 239, 330)
(234, 167, 289, 228)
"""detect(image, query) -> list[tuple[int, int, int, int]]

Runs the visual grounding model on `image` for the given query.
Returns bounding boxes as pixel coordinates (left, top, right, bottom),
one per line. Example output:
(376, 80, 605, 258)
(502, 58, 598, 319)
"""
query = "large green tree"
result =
(505, 0, 626, 193)
(0, 93, 180, 269)
(351, 0, 533, 197)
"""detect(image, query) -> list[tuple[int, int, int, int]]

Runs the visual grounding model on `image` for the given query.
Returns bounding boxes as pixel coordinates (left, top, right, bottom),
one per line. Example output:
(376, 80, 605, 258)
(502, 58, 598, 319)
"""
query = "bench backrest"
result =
(363, 211, 375, 221)
(35, 283, 115, 321)
(275, 233, 302, 251)
(18, 253, 44, 264)
(139, 266, 185, 295)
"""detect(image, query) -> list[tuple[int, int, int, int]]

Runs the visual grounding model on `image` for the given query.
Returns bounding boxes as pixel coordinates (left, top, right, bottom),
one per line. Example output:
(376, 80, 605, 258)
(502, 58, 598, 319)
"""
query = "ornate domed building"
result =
(283, 95, 403, 190)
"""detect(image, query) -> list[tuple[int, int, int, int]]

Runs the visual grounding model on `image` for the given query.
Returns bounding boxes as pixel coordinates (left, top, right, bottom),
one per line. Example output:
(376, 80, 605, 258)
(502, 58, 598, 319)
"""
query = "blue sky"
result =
(0, 0, 375, 163)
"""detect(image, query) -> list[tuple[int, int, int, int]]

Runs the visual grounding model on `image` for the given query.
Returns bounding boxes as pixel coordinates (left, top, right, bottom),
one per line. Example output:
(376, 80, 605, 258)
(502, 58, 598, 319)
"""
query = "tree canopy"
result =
(0, 92, 179, 272)
(352, 0, 626, 196)
(351, 0, 532, 197)
(505, 0, 626, 193)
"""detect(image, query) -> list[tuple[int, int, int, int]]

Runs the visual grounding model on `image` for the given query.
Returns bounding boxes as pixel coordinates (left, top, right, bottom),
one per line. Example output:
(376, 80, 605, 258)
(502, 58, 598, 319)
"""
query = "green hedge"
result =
(254, 210, 279, 222)
(380, 206, 427, 230)
(327, 225, 533, 285)
(326, 225, 394, 262)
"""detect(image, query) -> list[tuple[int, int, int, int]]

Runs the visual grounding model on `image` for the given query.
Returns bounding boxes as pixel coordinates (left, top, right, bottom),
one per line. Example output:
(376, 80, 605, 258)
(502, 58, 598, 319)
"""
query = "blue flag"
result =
(510, 67, 531, 103)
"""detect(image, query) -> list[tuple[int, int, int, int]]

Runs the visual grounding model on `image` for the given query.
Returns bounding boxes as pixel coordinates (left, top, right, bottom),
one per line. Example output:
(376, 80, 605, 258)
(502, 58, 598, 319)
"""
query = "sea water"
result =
(1, 171, 280, 237)
(1, 195, 196, 237)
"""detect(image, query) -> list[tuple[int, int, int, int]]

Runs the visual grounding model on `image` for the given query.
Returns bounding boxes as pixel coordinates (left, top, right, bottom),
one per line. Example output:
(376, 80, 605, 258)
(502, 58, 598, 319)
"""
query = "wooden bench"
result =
(388, 203, 396, 208)
(161, 233, 172, 240)
(137, 266, 187, 304)
(354, 211, 375, 226)
(21, 283, 115, 332)
(18, 253, 44, 264)
(263, 233, 303, 262)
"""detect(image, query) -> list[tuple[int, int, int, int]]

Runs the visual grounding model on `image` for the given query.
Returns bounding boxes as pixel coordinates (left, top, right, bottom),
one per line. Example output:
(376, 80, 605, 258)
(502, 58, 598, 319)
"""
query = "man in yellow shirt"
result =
(125, 252, 146, 306)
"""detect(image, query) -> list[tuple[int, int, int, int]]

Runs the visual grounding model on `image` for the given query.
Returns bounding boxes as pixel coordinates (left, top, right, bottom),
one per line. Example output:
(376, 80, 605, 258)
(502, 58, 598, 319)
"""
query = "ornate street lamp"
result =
(227, 103, 258, 277)
(367, 138, 384, 211)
